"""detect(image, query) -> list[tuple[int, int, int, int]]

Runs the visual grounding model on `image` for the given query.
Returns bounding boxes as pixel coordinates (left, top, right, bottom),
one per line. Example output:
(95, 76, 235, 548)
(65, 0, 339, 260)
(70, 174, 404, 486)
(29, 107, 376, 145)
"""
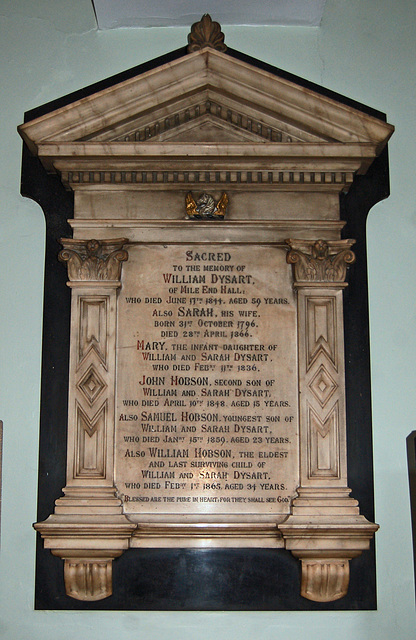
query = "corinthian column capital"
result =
(59, 238, 128, 282)
(286, 239, 355, 285)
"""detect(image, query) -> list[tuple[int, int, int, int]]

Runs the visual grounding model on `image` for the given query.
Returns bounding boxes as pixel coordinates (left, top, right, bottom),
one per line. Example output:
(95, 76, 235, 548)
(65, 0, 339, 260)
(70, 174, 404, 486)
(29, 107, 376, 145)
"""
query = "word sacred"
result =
(185, 251, 231, 261)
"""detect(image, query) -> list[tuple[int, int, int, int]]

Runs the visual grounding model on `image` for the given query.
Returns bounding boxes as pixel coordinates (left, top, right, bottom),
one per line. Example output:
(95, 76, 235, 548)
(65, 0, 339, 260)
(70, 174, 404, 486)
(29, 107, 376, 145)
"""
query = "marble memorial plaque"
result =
(18, 14, 394, 606)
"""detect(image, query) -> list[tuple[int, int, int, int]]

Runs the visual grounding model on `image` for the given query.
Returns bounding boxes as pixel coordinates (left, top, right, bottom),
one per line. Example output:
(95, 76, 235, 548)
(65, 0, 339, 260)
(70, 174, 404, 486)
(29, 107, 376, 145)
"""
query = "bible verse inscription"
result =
(115, 244, 299, 517)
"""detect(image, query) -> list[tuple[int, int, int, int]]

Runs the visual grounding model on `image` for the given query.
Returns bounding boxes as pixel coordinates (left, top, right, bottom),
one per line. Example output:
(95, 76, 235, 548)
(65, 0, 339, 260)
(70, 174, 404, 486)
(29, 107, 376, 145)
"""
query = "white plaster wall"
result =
(0, 1, 415, 638)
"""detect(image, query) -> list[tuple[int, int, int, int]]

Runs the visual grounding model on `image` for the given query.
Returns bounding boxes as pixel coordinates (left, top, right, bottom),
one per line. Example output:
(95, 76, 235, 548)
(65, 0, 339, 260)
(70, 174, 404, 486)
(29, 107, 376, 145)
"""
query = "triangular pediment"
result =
(19, 48, 393, 147)
(18, 47, 393, 185)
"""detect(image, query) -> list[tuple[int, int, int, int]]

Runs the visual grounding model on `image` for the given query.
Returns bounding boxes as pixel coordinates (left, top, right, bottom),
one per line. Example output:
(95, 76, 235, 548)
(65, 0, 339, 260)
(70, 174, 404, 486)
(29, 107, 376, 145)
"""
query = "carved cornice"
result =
(187, 14, 226, 53)
(113, 99, 303, 144)
(59, 238, 128, 281)
(60, 169, 355, 192)
(286, 239, 356, 284)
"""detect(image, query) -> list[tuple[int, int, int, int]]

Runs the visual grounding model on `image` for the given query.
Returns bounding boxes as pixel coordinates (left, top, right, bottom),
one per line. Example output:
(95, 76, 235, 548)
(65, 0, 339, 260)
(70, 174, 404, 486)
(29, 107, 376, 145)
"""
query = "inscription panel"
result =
(115, 244, 299, 519)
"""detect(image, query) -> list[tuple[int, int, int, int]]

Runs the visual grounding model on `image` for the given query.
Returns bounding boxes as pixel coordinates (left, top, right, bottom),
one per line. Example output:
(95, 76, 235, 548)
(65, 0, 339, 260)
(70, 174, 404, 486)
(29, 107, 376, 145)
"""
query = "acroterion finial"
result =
(187, 14, 226, 53)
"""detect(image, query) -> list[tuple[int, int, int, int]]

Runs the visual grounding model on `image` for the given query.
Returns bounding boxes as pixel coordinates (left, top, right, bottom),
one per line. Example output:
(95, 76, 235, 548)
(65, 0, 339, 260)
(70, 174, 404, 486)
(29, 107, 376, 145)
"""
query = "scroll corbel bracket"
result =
(299, 558, 350, 602)
(61, 554, 119, 601)
(49, 548, 124, 601)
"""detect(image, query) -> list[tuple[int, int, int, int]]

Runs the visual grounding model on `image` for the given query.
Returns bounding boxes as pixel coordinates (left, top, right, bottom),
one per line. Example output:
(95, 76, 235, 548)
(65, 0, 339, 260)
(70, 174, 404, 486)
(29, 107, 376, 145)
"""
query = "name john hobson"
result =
(138, 375, 209, 386)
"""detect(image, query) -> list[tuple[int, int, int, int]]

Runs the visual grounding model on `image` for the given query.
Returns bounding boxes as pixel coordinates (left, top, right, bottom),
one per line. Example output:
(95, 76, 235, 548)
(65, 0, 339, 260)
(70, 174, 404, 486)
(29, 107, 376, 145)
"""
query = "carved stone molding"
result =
(34, 237, 134, 600)
(37, 517, 136, 600)
(286, 239, 356, 284)
(280, 485, 379, 601)
(187, 14, 226, 53)
(278, 237, 378, 601)
(59, 238, 128, 281)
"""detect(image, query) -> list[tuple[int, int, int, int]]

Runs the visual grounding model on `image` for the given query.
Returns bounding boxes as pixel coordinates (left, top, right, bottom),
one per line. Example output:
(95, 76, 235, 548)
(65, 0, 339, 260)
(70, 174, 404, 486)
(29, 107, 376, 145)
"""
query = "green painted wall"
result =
(0, 1, 415, 638)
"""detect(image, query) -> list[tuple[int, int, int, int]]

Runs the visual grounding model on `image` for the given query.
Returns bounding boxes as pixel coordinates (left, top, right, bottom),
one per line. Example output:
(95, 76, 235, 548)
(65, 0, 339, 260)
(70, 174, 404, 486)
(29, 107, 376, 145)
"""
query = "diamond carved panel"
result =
(309, 364, 338, 408)
(77, 365, 107, 406)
